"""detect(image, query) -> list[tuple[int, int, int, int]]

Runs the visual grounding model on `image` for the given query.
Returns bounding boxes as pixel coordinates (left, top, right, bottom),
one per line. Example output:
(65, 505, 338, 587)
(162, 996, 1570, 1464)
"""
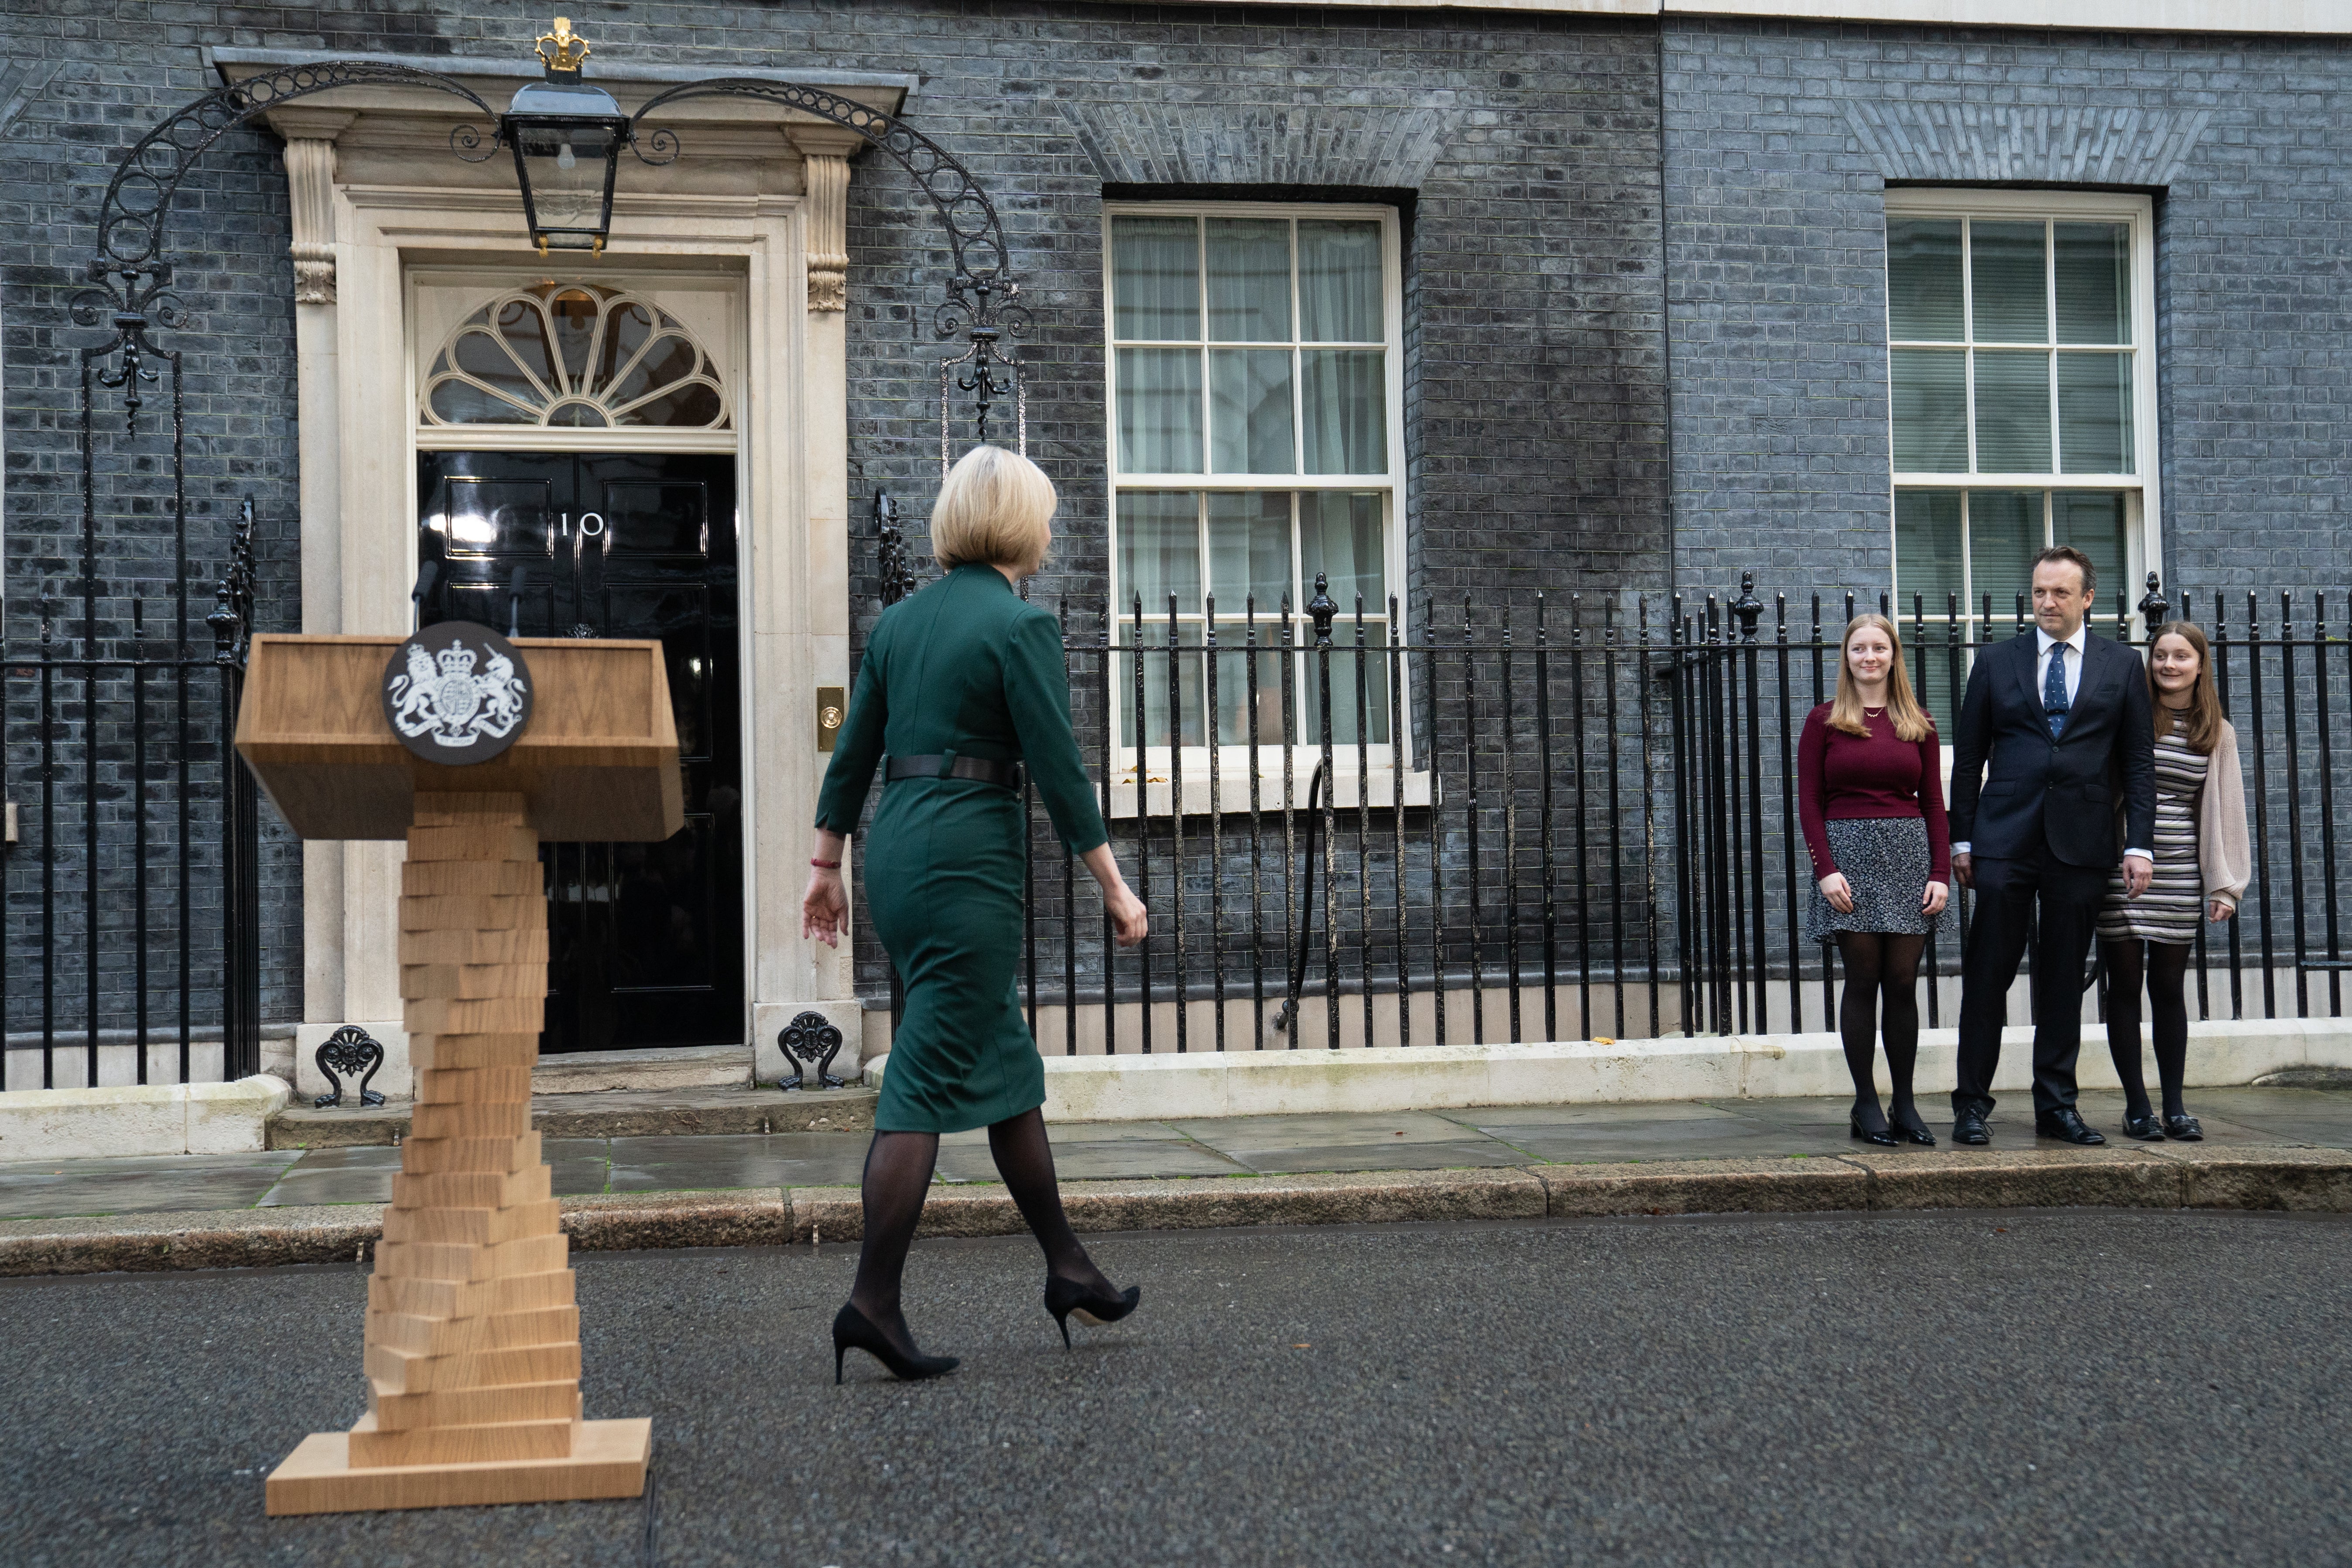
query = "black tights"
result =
(1834, 932, 1926, 1134)
(846, 1108, 1115, 1355)
(2103, 939, 2192, 1119)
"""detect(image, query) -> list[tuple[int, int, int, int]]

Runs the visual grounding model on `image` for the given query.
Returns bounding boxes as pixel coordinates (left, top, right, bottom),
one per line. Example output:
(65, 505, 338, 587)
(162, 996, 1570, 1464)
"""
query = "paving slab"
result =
(257, 1147, 401, 1208)
(607, 1132, 869, 1193)
(267, 1085, 877, 1148)
(0, 1150, 302, 1221)
(1476, 1119, 1845, 1165)
(1434, 1101, 1755, 1128)
(1168, 1110, 1489, 1150)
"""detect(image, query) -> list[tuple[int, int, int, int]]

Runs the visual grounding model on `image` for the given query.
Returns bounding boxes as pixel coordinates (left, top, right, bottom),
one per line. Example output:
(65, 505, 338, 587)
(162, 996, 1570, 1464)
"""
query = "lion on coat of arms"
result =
(388, 640, 528, 748)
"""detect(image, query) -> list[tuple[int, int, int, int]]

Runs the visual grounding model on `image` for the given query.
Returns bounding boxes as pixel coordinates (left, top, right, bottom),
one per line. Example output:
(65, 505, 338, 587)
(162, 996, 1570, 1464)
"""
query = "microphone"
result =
(409, 558, 442, 632)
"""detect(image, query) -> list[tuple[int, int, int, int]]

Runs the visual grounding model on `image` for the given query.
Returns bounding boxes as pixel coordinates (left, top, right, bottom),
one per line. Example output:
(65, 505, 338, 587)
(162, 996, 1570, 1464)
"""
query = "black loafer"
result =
(2121, 1111, 2166, 1141)
(1952, 1108, 1991, 1145)
(2035, 1108, 2106, 1145)
(2164, 1114, 2204, 1141)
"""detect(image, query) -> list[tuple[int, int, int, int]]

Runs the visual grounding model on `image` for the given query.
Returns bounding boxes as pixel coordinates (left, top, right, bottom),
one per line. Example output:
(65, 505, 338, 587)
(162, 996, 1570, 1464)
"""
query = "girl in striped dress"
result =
(2095, 620, 2250, 1141)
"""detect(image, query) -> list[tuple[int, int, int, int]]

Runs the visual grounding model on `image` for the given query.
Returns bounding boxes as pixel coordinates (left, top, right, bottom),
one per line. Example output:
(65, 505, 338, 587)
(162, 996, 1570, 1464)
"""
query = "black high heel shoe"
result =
(1887, 1109, 1936, 1147)
(1044, 1276, 1142, 1349)
(1849, 1115, 1899, 1147)
(832, 1302, 959, 1385)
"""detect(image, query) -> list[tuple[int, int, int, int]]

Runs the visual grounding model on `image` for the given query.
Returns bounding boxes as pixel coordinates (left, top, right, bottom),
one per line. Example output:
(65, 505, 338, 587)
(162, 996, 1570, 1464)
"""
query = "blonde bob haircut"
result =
(931, 445, 1056, 574)
(1829, 613, 1933, 743)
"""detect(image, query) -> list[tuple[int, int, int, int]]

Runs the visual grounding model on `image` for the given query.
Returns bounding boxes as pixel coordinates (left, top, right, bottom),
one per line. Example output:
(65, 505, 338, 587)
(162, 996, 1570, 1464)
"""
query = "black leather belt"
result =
(885, 754, 1024, 791)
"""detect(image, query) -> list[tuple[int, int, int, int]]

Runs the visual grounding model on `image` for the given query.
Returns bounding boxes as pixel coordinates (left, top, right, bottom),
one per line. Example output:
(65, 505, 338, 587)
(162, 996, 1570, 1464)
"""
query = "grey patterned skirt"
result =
(1804, 816, 1941, 944)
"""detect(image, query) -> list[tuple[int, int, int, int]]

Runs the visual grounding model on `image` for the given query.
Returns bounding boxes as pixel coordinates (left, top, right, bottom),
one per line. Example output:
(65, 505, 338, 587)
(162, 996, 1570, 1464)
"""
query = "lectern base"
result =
(264, 1417, 651, 1516)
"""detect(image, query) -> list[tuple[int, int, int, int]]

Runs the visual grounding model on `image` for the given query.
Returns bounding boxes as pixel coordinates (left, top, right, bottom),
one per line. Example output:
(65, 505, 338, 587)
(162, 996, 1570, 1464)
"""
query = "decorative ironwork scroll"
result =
(778, 1010, 846, 1091)
(624, 77, 1030, 469)
(313, 1025, 387, 1108)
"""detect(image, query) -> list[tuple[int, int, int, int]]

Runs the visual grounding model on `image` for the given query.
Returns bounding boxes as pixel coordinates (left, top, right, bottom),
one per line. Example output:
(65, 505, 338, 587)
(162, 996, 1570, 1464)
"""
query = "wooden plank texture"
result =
(236, 635, 681, 841)
(265, 1420, 649, 1515)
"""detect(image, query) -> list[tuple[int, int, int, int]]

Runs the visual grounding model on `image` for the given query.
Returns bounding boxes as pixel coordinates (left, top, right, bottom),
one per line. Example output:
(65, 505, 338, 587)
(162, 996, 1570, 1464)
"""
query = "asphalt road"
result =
(3, 1210, 2349, 1567)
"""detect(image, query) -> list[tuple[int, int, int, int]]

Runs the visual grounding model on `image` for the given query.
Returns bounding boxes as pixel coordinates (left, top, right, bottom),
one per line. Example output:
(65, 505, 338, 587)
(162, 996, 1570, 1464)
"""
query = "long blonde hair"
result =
(1830, 613, 1932, 741)
(2148, 620, 2225, 755)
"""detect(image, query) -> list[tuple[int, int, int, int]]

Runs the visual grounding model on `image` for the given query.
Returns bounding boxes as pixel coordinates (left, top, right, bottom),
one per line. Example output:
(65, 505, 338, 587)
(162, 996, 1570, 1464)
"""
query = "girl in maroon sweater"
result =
(1799, 614, 1951, 1147)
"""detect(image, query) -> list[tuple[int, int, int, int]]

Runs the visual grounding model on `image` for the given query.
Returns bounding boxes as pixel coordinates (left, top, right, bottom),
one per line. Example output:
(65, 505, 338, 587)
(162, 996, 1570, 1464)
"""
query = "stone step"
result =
(531, 1045, 751, 1095)
(268, 1085, 876, 1150)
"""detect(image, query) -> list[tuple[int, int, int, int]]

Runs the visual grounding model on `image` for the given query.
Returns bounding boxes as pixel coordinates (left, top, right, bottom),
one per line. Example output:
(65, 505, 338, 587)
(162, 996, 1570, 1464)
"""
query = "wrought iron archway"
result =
(22, 55, 1031, 1088)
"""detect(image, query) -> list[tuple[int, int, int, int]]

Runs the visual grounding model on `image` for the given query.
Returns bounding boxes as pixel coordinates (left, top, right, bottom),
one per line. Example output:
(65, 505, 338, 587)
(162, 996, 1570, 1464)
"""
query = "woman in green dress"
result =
(803, 445, 1149, 1383)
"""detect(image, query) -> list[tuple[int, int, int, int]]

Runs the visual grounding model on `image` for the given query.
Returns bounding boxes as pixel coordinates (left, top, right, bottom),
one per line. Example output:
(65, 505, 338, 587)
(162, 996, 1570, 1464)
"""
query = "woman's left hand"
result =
(2209, 898, 2235, 924)
(1921, 880, 1949, 918)
(802, 867, 848, 947)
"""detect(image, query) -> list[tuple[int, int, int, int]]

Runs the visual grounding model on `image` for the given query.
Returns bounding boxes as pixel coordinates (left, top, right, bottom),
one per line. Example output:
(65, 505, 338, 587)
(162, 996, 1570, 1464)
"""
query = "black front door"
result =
(418, 451, 743, 1053)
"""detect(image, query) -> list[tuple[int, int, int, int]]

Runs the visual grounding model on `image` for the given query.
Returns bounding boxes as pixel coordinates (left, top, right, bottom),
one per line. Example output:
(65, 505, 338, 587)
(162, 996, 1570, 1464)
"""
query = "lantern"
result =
(500, 19, 630, 254)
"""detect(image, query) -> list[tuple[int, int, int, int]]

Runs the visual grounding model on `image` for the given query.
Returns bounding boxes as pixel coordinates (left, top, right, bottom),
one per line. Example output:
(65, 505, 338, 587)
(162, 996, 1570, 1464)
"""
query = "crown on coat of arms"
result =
(436, 644, 477, 678)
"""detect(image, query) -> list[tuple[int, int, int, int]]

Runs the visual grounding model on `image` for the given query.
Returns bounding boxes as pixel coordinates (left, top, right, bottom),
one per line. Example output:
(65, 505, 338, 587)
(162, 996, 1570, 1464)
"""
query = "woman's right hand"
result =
(1105, 878, 1148, 948)
(1818, 872, 1854, 914)
(1082, 842, 1149, 947)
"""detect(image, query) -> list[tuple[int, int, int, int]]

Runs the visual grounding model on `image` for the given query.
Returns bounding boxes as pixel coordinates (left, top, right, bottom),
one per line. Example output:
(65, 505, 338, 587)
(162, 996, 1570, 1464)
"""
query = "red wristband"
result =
(810, 858, 842, 870)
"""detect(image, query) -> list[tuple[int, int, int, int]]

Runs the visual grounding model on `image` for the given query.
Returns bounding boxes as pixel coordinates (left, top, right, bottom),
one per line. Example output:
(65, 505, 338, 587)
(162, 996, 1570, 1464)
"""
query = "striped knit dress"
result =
(2096, 727, 2208, 945)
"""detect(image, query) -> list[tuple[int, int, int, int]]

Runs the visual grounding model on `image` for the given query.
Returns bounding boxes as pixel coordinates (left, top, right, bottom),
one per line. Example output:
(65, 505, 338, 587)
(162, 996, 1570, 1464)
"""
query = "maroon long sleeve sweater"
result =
(1796, 703, 1951, 882)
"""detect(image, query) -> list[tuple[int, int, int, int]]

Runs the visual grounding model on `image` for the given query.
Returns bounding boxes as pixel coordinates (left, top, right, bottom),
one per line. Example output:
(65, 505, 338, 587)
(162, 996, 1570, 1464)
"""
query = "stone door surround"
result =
(206, 47, 908, 1095)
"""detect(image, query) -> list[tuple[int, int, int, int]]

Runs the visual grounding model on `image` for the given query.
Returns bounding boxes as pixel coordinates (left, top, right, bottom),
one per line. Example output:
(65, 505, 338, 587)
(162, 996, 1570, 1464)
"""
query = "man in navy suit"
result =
(1948, 546, 2157, 1146)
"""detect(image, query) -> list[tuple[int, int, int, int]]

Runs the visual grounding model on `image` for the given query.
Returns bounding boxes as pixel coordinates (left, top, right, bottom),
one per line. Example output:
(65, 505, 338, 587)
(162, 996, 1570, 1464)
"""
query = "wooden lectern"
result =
(236, 632, 682, 1516)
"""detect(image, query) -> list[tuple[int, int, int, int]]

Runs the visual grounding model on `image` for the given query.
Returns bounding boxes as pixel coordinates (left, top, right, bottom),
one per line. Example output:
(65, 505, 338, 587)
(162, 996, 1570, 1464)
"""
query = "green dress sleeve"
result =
(1003, 610, 1110, 855)
(813, 623, 889, 835)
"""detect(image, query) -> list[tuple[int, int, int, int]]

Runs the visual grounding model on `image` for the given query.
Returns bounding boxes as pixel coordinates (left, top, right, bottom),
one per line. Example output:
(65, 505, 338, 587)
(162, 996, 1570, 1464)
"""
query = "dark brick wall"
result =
(1663, 19, 2352, 607)
(0, 1, 1673, 1039)
(0, 24, 312, 1037)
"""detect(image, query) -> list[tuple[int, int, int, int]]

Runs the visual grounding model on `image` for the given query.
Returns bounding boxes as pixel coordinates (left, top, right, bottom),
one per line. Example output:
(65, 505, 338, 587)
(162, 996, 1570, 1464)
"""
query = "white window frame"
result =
(1882, 188, 2161, 620)
(1101, 200, 1420, 813)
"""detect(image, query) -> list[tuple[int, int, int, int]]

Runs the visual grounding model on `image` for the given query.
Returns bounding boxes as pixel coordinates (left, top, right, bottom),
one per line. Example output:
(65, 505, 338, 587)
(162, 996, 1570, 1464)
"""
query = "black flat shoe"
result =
(2034, 1108, 2107, 1146)
(2164, 1114, 2204, 1141)
(1849, 1116, 1899, 1147)
(1888, 1112, 1936, 1147)
(2121, 1110, 2166, 1141)
(832, 1303, 959, 1385)
(1045, 1276, 1142, 1349)
(1953, 1108, 1991, 1146)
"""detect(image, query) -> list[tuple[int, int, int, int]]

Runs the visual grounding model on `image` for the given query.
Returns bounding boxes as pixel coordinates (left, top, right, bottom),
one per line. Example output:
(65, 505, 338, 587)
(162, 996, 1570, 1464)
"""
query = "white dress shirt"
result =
(1952, 623, 2149, 863)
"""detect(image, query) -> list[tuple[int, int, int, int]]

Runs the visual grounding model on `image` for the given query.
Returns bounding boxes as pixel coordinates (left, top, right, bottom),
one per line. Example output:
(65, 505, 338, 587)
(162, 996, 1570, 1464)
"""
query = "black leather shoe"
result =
(2035, 1108, 2106, 1145)
(2164, 1113, 2204, 1141)
(1850, 1115, 1899, 1147)
(1888, 1109, 1937, 1147)
(2121, 1110, 2166, 1140)
(1952, 1108, 1990, 1146)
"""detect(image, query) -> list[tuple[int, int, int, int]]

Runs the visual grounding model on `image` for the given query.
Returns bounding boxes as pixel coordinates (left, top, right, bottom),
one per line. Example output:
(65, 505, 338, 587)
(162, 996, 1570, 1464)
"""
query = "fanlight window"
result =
(421, 283, 729, 429)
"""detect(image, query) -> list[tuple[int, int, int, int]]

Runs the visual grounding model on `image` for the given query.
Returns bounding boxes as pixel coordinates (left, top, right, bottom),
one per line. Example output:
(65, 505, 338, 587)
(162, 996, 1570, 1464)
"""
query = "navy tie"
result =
(2044, 642, 2071, 739)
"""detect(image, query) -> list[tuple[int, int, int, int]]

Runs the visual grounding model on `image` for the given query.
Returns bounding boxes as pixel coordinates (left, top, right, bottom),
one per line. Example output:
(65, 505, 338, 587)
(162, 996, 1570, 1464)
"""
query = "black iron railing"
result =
(863, 560, 2349, 1051)
(3, 503, 261, 1090)
(878, 575, 1678, 1051)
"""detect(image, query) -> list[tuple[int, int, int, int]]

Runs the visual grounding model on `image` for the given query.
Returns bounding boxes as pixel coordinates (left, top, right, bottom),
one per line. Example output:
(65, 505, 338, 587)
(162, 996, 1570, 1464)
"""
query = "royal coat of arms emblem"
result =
(380, 622, 534, 765)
